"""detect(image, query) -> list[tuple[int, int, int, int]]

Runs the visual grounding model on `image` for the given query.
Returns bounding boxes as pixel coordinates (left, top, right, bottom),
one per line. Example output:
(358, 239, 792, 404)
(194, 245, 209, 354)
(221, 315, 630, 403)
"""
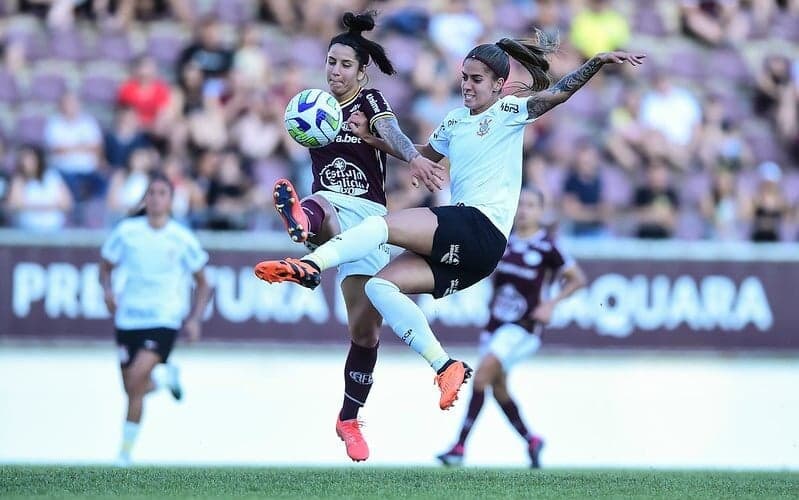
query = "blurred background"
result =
(0, 0, 798, 469)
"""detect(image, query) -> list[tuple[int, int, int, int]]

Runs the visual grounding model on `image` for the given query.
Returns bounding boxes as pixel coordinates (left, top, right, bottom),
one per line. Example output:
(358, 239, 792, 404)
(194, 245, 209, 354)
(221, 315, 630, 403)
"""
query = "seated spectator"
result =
(639, 72, 702, 168)
(633, 160, 680, 239)
(561, 141, 611, 237)
(163, 154, 205, 225)
(680, 0, 749, 46)
(44, 91, 106, 222)
(5, 145, 73, 232)
(428, 0, 485, 60)
(233, 24, 270, 90)
(694, 95, 752, 171)
(411, 73, 462, 137)
(605, 86, 645, 172)
(106, 145, 158, 221)
(117, 56, 172, 134)
(205, 151, 252, 230)
(570, 0, 630, 60)
(741, 161, 791, 242)
(177, 16, 233, 88)
(699, 166, 744, 240)
(104, 106, 151, 170)
(230, 91, 282, 169)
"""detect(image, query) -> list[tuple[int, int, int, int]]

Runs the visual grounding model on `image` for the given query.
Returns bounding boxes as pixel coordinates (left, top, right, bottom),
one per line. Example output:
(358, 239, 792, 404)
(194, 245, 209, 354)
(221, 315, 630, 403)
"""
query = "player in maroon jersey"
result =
(268, 11, 444, 463)
(437, 188, 587, 468)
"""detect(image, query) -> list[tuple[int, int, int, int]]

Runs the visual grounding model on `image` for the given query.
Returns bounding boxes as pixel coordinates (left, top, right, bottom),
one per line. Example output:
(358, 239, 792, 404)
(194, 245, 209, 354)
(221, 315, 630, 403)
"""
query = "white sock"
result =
(120, 421, 140, 456)
(365, 277, 450, 371)
(305, 215, 388, 271)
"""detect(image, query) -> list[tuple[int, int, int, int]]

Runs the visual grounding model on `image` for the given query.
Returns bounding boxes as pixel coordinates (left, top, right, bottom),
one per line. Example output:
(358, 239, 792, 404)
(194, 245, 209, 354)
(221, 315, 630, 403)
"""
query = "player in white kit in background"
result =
(99, 171, 212, 465)
(437, 188, 586, 468)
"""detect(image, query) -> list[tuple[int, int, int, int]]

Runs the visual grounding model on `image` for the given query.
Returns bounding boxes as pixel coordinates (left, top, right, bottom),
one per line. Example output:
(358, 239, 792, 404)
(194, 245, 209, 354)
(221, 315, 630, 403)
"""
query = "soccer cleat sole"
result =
(273, 179, 308, 243)
(438, 362, 473, 411)
(254, 259, 321, 290)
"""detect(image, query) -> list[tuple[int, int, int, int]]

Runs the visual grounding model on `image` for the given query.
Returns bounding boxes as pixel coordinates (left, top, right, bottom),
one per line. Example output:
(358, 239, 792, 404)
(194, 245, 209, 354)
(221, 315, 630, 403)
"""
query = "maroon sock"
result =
(340, 341, 378, 421)
(456, 389, 485, 446)
(301, 199, 325, 236)
(498, 398, 532, 440)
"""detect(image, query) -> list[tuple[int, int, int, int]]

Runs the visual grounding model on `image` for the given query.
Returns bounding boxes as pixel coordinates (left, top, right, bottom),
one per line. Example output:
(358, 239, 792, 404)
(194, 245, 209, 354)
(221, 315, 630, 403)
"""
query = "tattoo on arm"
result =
(374, 117, 420, 163)
(527, 57, 604, 119)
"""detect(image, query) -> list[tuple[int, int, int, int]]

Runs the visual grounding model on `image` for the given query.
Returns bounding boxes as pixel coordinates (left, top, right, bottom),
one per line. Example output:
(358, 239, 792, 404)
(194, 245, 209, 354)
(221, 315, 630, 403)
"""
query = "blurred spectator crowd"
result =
(0, 0, 797, 241)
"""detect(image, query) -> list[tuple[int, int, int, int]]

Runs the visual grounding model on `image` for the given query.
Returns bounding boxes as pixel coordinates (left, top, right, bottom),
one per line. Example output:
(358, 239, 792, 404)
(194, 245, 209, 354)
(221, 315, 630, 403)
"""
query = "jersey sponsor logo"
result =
(143, 339, 158, 351)
(334, 134, 362, 144)
(348, 371, 374, 385)
(476, 117, 492, 137)
(320, 157, 370, 196)
(366, 93, 382, 113)
(492, 283, 527, 322)
(500, 101, 519, 113)
(440, 244, 460, 265)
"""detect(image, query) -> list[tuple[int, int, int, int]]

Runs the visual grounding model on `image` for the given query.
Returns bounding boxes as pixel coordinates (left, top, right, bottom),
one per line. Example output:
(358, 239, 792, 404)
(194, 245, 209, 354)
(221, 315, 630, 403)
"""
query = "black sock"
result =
(340, 341, 378, 421)
(456, 389, 485, 446)
(498, 398, 531, 440)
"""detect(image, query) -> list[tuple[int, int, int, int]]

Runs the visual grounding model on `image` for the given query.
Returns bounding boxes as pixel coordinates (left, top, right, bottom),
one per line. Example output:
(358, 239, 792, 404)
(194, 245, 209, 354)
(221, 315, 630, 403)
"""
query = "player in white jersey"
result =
(255, 31, 644, 411)
(99, 171, 212, 465)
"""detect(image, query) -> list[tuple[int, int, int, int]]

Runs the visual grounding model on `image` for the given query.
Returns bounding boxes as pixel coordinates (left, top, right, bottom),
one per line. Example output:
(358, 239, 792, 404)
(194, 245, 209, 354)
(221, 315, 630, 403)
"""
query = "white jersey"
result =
(101, 217, 209, 330)
(428, 95, 536, 238)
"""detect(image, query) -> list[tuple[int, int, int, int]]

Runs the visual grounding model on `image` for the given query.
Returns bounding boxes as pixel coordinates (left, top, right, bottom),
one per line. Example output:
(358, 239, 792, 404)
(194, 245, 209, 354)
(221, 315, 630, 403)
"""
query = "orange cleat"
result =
(434, 360, 473, 410)
(273, 178, 309, 243)
(336, 417, 369, 462)
(254, 258, 321, 289)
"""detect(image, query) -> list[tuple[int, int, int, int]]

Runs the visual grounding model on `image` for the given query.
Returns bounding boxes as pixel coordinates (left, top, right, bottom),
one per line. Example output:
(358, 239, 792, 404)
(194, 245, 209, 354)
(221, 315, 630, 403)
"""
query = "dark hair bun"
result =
(342, 11, 375, 35)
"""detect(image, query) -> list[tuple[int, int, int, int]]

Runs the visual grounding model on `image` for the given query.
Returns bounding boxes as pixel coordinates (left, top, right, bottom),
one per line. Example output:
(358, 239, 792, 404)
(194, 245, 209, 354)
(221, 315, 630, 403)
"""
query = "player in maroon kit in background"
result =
(268, 11, 444, 463)
(437, 187, 587, 468)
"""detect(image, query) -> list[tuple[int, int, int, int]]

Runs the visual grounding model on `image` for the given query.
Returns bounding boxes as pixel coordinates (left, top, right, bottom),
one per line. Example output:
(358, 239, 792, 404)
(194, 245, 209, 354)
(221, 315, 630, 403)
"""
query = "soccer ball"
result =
(284, 89, 343, 148)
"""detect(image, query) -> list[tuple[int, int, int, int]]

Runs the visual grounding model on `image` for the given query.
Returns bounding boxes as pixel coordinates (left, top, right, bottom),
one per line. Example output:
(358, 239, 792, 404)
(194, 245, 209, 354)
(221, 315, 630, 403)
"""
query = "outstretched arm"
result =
(527, 51, 646, 120)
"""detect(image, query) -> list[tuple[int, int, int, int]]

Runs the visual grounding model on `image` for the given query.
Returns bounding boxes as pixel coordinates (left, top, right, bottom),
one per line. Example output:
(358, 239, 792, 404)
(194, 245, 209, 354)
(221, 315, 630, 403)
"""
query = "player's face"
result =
(514, 190, 543, 229)
(144, 179, 172, 218)
(326, 44, 364, 100)
(461, 59, 503, 114)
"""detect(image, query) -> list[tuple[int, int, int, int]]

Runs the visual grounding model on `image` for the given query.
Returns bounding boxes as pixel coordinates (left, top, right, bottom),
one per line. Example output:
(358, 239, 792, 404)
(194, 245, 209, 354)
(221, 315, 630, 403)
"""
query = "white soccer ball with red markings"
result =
(284, 89, 343, 148)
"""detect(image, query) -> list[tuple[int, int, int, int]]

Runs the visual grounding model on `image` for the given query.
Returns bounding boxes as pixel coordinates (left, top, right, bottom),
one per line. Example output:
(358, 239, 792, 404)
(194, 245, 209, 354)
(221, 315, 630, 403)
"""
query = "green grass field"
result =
(1, 466, 797, 499)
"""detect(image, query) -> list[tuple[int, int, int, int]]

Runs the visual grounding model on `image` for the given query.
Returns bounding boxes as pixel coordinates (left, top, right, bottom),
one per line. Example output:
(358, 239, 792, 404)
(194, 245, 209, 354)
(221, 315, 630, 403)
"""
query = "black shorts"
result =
(424, 205, 507, 298)
(115, 328, 178, 368)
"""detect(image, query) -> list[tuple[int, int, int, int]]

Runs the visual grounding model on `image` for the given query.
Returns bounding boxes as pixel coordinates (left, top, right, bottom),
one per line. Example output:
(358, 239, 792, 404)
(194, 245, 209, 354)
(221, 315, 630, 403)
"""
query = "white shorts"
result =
(478, 323, 542, 370)
(316, 191, 390, 279)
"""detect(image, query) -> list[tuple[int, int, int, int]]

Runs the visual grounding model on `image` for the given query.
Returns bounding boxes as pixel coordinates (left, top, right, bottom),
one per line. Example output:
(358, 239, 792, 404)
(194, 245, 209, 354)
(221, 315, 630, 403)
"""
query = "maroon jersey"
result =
(310, 87, 394, 206)
(485, 230, 574, 333)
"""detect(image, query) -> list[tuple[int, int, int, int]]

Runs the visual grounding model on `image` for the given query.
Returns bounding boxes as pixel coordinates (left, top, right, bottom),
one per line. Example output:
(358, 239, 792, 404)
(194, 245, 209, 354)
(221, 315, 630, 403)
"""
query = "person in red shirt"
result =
(117, 56, 172, 132)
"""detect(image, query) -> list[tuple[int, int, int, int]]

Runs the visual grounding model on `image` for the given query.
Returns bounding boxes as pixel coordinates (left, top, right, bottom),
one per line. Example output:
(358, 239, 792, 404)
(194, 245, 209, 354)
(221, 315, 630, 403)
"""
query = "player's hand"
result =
(183, 317, 202, 344)
(103, 289, 116, 315)
(346, 111, 371, 139)
(531, 301, 555, 324)
(596, 51, 646, 66)
(408, 155, 446, 192)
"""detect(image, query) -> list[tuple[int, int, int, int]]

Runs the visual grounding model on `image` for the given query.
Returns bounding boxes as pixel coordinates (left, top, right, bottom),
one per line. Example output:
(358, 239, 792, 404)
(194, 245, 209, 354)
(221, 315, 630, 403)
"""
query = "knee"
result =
(364, 276, 397, 303)
(472, 369, 494, 392)
(349, 322, 380, 348)
(492, 381, 510, 403)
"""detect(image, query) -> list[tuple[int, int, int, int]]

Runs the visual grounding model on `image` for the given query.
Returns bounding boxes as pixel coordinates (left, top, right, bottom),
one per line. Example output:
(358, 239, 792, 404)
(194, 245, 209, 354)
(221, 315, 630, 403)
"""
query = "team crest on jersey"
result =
(492, 283, 527, 322)
(320, 157, 369, 196)
(476, 117, 492, 137)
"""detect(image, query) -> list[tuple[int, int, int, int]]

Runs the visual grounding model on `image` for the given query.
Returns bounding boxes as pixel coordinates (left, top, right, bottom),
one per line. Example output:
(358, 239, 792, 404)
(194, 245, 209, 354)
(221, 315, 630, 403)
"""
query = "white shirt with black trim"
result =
(101, 217, 208, 330)
(428, 95, 536, 239)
